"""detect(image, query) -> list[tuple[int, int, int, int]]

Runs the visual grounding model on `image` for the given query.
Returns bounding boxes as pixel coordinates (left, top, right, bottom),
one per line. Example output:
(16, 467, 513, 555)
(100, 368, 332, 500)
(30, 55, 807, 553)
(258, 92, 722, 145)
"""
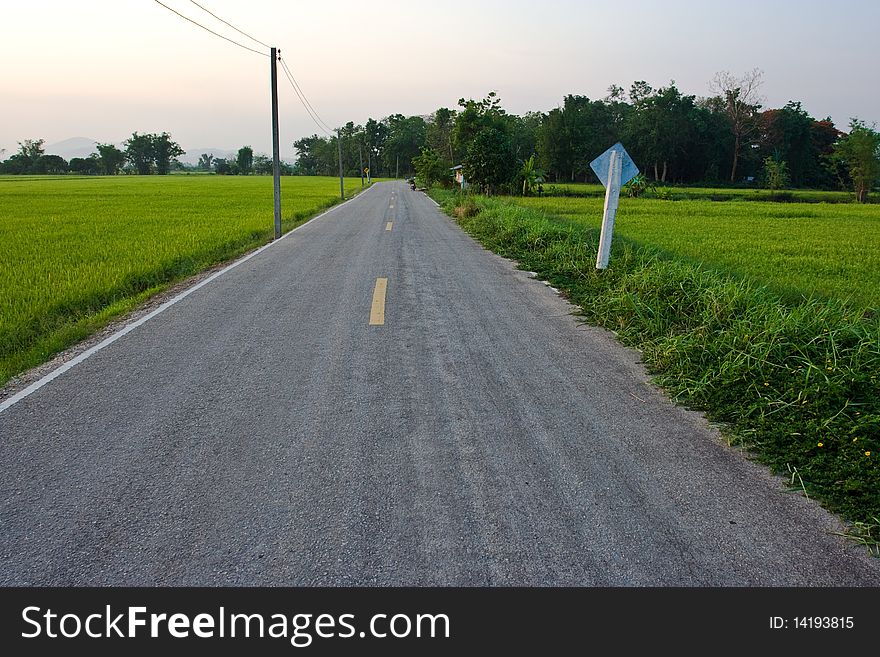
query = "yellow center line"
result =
(385, 222, 393, 231)
(369, 278, 388, 326)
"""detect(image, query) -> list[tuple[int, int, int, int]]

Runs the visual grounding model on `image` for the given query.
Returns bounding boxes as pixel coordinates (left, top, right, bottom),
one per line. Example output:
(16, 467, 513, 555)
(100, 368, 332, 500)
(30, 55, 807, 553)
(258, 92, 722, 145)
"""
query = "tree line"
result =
(199, 147, 295, 176)
(4, 71, 878, 200)
(0, 133, 181, 176)
(294, 72, 879, 201)
(0, 135, 285, 176)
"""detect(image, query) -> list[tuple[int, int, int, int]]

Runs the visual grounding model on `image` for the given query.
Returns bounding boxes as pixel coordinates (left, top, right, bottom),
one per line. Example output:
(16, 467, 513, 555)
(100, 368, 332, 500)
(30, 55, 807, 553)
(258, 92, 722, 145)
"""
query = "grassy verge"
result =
(431, 189, 880, 534)
(0, 176, 369, 387)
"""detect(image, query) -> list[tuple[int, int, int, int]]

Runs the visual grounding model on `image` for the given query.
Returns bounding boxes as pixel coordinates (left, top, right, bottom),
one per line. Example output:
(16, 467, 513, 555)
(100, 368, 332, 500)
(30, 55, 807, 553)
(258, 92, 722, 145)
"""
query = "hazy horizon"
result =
(3, 0, 879, 158)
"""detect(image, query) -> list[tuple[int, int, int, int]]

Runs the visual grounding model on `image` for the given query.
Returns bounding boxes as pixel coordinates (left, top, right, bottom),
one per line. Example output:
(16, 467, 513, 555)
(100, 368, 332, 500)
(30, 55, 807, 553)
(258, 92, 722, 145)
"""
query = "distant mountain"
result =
(44, 137, 101, 160)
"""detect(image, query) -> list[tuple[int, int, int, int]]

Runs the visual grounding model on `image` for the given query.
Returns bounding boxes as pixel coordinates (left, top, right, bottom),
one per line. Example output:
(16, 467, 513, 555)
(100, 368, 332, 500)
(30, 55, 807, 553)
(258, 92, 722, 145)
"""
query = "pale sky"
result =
(2, 0, 878, 159)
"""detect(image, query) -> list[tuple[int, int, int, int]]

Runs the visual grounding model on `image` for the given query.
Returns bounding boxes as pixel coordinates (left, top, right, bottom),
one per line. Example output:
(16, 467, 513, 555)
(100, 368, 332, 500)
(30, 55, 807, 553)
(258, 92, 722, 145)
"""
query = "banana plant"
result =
(520, 155, 545, 196)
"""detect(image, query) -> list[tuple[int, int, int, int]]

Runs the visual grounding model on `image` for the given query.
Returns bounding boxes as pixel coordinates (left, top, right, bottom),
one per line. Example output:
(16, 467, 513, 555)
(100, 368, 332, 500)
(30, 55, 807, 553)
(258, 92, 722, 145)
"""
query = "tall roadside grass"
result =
(432, 189, 880, 530)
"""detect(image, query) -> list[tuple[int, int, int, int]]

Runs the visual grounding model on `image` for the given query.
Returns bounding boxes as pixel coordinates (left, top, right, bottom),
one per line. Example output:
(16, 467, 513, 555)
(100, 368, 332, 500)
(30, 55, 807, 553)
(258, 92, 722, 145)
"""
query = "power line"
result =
(151, 0, 267, 57)
(279, 56, 334, 135)
(153, 2, 339, 140)
(187, 0, 272, 50)
(280, 62, 331, 136)
(278, 55, 335, 136)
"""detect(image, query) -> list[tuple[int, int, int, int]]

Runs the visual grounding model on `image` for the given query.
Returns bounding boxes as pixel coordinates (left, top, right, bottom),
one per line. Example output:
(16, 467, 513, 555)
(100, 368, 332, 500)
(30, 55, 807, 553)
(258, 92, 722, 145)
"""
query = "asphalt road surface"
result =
(1, 181, 878, 586)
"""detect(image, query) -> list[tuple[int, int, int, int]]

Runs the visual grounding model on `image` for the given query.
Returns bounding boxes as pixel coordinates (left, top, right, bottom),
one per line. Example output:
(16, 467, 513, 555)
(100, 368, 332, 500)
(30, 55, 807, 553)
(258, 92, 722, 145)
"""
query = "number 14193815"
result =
(770, 616, 854, 630)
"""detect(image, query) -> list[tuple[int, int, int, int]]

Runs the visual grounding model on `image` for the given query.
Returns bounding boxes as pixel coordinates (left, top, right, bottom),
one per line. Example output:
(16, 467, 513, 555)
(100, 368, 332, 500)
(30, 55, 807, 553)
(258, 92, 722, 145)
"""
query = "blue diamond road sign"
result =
(590, 142, 639, 188)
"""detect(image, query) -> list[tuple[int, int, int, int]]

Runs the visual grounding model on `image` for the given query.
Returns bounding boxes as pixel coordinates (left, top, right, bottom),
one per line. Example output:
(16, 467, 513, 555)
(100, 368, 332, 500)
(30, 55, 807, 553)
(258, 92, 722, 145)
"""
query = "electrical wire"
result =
(153, 2, 338, 139)
(278, 55, 336, 136)
(279, 56, 335, 135)
(187, 0, 272, 50)
(280, 61, 331, 136)
(151, 0, 267, 57)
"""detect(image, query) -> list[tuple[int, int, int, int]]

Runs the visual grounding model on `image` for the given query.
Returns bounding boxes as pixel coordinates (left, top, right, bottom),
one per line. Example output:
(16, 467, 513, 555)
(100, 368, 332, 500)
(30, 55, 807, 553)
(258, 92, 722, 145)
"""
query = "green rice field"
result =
(514, 195, 880, 308)
(0, 175, 366, 385)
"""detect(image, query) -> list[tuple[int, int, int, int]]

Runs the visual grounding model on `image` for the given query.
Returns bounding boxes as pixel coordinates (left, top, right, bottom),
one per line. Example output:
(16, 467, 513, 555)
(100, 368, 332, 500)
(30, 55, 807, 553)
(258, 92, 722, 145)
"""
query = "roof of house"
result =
(450, 165, 463, 170)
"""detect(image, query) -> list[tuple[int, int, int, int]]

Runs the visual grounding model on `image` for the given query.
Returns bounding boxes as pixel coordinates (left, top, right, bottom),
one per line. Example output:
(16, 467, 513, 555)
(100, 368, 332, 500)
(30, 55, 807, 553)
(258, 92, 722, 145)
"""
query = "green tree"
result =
(68, 156, 101, 175)
(536, 94, 623, 182)
(124, 132, 155, 175)
(339, 121, 365, 177)
(463, 127, 515, 195)
(412, 147, 451, 188)
(507, 112, 542, 163)
(624, 82, 696, 183)
(833, 119, 880, 203)
(95, 143, 125, 175)
(152, 133, 184, 175)
(293, 133, 342, 176)
(383, 115, 427, 176)
(363, 118, 388, 177)
(757, 102, 835, 187)
(237, 146, 254, 175)
(253, 154, 272, 175)
(293, 135, 325, 175)
(197, 153, 214, 171)
(453, 92, 507, 158)
(214, 158, 231, 175)
(685, 100, 734, 183)
(32, 154, 68, 174)
(19, 139, 45, 163)
(810, 118, 845, 189)
(536, 107, 570, 181)
(1, 153, 32, 174)
(427, 107, 457, 163)
(6, 139, 46, 173)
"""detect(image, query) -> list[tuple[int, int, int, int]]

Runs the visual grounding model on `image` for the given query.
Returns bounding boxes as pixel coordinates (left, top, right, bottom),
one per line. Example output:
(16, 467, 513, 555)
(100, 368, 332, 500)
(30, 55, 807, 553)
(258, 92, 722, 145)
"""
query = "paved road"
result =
(1, 181, 878, 585)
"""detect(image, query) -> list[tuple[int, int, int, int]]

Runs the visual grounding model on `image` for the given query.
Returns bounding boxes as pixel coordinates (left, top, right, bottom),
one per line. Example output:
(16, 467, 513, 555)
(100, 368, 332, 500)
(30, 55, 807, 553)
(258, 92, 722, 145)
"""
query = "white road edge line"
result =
(0, 187, 374, 415)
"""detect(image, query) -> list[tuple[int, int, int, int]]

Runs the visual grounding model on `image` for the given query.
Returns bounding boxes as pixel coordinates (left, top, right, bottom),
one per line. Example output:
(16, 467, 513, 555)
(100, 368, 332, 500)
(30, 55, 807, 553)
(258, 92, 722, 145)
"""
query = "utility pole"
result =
(358, 143, 364, 186)
(270, 47, 282, 239)
(396, 155, 399, 179)
(337, 129, 344, 200)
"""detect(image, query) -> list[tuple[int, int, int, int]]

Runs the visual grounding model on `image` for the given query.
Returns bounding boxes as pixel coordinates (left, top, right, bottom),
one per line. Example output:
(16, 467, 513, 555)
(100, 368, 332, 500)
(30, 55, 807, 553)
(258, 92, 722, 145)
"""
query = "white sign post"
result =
(590, 143, 638, 270)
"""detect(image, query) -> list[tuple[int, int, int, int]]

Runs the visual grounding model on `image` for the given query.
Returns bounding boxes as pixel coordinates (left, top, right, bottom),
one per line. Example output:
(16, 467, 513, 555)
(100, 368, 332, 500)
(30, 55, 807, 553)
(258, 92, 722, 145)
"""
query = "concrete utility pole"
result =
(337, 129, 344, 200)
(396, 155, 399, 179)
(358, 144, 364, 186)
(270, 47, 282, 239)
